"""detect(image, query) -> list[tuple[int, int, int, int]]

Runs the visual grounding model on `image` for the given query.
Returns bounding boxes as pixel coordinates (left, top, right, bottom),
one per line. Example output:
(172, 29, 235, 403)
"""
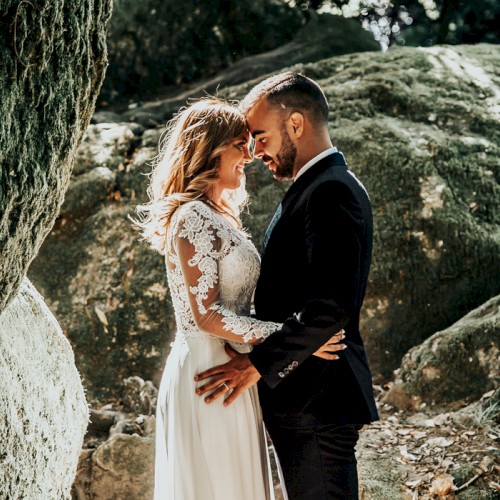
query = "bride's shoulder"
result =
(173, 200, 217, 224)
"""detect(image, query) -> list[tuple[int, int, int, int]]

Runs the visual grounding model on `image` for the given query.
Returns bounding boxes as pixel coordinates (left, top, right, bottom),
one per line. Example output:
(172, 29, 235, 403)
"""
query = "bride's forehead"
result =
(234, 130, 251, 141)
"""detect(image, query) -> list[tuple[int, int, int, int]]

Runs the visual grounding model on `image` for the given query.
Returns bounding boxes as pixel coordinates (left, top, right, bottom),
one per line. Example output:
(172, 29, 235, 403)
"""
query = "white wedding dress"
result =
(154, 200, 282, 500)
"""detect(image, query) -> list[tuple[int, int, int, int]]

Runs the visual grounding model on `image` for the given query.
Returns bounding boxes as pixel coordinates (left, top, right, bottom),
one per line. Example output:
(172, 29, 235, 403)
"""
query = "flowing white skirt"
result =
(154, 335, 275, 500)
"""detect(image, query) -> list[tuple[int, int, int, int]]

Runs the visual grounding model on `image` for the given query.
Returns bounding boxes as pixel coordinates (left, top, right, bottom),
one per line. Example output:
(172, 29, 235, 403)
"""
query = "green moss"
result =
(0, 0, 112, 313)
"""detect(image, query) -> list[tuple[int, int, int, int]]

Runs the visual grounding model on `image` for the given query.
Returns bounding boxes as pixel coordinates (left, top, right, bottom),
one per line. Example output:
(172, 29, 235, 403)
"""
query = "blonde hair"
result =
(134, 97, 248, 254)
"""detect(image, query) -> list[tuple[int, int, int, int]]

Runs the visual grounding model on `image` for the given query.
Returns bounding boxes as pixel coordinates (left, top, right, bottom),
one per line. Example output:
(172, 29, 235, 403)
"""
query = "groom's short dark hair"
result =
(239, 72, 329, 125)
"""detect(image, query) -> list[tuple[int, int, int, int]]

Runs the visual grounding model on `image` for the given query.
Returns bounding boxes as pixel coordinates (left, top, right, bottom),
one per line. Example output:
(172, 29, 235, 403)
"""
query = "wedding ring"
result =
(222, 382, 230, 390)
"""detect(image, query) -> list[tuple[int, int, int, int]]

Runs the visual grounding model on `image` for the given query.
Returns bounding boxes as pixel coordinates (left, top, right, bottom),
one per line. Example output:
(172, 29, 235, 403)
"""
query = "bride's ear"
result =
(287, 112, 304, 139)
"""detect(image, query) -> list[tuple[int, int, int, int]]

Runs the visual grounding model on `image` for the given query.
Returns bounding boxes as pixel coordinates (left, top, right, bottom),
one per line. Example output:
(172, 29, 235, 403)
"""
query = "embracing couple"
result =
(136, 72, 379, 500)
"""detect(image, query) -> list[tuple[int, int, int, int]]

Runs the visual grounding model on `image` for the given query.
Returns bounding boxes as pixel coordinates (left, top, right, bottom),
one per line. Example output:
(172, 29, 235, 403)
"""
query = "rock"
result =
(0, 0, 111, 314)
(73, 434, 155, 500)
(385, 294, 500, 408)
(0, 279, 88, 499)
(73, 123, 140, 175)
(229, 43, 500, 378)
(61, 166, 116, 217)
(121, 376, 158, 415)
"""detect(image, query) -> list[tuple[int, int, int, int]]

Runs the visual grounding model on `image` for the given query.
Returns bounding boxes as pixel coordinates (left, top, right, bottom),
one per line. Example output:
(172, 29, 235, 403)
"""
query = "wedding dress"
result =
(154, 200, 281, 500)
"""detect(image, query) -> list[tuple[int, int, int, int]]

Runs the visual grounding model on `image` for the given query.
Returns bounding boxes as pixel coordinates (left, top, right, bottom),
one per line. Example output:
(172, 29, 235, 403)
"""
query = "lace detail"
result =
(166, 201, 281, 343)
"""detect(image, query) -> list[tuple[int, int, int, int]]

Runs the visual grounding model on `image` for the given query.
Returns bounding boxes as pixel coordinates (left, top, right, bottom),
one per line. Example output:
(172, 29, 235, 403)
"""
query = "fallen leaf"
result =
(405, 478, 422, 487)
(95, 306, 108, 326)
(427, 437, 454, 448)
(400, 445, 419, 461)
(429, 473, 455, 496)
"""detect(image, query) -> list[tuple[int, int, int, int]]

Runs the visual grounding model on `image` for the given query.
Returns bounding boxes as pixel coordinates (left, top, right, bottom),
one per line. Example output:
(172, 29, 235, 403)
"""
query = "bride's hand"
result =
(313, 329, 346, 360)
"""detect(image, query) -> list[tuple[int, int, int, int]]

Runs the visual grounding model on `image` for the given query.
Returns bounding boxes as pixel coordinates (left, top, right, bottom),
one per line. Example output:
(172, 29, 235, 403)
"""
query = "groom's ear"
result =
(287, 111, 304, 139)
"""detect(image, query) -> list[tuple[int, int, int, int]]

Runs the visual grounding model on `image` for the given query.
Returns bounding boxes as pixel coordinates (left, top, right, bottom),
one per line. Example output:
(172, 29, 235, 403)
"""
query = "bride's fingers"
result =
(330, 330, 345, 342)
(324, 343, 347, 351)
(313, 351, 340, 360)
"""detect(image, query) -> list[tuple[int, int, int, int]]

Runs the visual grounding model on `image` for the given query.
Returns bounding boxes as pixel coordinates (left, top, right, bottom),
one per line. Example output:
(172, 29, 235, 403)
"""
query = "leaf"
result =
(427, 437, 454, 448)
(399, 445, 419, 461)
(429, 473, 455, 496)
(405, 478, 422, 488)
(94, 306, 109, 326)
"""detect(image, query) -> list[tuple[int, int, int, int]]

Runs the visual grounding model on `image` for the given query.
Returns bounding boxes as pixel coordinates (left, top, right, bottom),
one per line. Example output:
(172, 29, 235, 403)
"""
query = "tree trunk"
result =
(0, 0, 112, 314)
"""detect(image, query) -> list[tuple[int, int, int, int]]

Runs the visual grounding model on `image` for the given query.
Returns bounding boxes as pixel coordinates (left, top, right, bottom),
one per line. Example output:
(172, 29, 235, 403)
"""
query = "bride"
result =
(134, 97, 343, 500)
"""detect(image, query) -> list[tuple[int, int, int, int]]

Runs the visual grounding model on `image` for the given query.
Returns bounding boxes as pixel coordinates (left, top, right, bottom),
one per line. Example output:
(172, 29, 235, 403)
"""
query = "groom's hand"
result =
(194, 344, 261, 406)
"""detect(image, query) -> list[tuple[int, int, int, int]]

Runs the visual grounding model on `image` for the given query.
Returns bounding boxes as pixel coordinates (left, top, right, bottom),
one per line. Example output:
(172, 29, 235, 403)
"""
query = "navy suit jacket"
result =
(249, 152, 379, 427)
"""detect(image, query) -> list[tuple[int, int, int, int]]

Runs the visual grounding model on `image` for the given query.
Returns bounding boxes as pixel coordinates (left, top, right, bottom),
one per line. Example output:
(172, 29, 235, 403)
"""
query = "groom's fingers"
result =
(224, 343, 239, 358)
(195, 375, 227, 395)
(223, 385, 245, 406)
(195, 365, 225, 382)
(202, 384, 228, 404)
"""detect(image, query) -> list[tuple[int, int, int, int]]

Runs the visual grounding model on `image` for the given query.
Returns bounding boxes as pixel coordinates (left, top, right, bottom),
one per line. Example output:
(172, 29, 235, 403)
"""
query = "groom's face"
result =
(247, 98, 297, 181)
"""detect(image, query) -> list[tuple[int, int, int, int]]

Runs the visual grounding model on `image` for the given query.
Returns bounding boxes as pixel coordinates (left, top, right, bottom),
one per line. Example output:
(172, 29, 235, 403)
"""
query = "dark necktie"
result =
(263, 203, 282, 250)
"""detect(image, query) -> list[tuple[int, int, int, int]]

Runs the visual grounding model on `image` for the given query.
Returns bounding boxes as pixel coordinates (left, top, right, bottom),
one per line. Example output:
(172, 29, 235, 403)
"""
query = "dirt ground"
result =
(357, 383, 499, 499)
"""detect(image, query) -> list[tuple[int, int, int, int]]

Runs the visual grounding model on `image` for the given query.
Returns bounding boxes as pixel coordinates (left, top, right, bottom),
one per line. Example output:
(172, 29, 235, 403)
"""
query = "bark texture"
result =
(0, 0, 112, 313)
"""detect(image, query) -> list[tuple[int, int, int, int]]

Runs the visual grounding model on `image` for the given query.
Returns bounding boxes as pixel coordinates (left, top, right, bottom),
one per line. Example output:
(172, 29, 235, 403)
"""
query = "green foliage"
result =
(101, 0, 302, 103)
(303, 0, 499, 49)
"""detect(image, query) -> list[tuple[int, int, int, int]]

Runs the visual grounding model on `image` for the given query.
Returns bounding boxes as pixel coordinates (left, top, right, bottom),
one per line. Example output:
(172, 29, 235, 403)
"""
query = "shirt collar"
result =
(294, 147, 338, 182)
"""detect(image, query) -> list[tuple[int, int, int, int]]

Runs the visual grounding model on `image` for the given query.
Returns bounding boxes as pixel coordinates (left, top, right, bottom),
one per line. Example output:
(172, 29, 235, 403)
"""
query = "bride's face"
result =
(216, 131, 252, 191)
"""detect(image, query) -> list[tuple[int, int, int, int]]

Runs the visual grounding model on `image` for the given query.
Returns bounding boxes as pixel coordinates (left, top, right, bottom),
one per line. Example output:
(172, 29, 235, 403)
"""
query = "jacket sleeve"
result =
(249, 181, 367, 387)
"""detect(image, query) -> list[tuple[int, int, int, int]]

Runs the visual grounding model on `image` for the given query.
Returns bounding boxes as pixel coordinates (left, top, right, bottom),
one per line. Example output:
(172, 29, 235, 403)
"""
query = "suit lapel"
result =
(262, 152, 348, 252)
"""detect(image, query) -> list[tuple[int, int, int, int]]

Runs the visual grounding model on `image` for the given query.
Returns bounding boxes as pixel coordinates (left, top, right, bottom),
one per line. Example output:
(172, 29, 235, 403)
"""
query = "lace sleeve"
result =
(172, 204, 280, 343)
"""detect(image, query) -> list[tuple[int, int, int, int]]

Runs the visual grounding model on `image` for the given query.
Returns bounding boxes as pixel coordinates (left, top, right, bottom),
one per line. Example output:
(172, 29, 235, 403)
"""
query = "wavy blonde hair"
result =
(134, 97, 249, 254)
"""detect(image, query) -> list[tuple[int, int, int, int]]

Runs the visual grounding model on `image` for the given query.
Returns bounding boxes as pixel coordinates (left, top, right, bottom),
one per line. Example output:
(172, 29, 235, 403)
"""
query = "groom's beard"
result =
(274, 127, 296, 181)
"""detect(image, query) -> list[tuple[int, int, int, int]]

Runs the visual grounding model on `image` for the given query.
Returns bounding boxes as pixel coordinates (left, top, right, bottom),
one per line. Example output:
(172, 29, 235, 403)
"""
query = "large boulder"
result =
(0, 279, 88, 499)
(75, 434, 155, 500)
(29, 44, 500, 398)
(384, 294, 500, 410)
(233, 43, 500, 378)
(29, 123, 173, 397)
(0, 0, 112, 313)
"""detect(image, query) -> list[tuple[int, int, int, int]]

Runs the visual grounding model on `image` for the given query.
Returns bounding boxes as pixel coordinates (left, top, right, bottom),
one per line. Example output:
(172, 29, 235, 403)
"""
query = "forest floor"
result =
(85, 380, 499, 500)
(356, 383, 499, 499)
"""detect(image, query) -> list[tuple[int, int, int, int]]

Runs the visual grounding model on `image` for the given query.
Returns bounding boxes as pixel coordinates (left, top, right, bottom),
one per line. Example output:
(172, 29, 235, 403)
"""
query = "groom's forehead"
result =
(247, 100, 279, 134)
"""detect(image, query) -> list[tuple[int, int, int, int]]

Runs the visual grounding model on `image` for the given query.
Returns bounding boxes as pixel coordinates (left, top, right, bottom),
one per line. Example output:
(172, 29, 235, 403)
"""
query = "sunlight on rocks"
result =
(424, 47, 500, 119)
(419, 175, 446, 219)
(422, 365, 441, 381)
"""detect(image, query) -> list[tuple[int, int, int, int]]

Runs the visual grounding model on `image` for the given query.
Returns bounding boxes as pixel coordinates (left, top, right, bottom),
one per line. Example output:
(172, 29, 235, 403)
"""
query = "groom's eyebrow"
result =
(251, 129, 265, 139)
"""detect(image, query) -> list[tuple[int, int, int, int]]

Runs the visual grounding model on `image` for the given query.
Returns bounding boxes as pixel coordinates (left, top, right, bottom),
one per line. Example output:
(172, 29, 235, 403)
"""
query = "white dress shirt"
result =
(294, 146, 338, 182)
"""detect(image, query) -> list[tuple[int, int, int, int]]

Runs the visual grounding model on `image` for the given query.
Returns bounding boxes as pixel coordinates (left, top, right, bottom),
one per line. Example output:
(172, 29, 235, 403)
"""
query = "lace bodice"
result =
(166, 201, 280, 343)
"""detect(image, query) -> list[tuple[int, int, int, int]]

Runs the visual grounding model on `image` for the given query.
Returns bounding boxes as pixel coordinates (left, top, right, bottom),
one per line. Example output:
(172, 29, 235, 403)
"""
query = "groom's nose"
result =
(253, 142, 264, 159)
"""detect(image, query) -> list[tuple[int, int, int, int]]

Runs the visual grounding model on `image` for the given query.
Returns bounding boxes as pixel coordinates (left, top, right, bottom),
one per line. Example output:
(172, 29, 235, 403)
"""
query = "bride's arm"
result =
(173, 207, 281, 344)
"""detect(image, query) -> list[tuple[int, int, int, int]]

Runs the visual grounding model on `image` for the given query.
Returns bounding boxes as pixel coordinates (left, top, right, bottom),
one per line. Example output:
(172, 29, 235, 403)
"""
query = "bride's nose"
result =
(243, 145, 252, 163)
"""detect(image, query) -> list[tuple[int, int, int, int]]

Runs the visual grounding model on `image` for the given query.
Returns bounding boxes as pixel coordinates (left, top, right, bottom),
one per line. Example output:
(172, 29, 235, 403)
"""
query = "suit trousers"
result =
(267, 422, 362, 500)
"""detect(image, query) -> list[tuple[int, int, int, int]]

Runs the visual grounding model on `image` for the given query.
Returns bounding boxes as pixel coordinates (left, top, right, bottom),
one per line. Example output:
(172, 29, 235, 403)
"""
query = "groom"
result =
(196, 72, 378, 499)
